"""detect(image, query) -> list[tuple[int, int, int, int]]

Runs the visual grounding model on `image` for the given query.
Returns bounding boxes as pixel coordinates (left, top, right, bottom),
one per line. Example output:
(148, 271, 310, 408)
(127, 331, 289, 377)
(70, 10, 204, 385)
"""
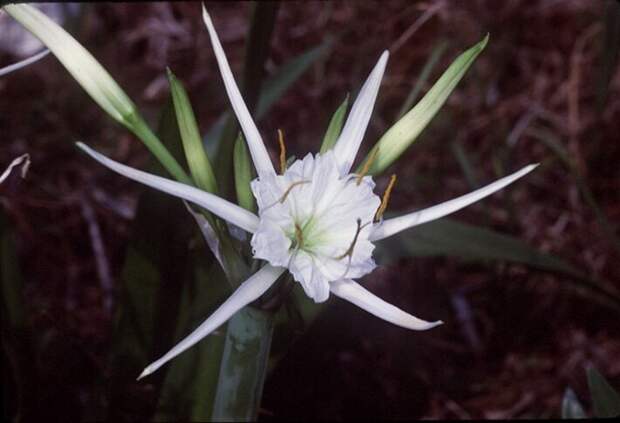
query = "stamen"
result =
(356, 147, 379, 185)
(262, 180, 311, 211)
(374, 174, 397, 222)
(278, 129, 286, 174)
(335, 218, 372, 279)
(279, 180, 310, 204)
(336, 218, 365, 260)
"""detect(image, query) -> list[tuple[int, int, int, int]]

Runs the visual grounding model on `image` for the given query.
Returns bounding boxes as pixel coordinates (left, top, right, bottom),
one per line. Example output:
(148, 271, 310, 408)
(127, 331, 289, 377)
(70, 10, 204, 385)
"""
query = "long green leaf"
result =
(168, 69, 218, 194)
(320, 94, 349, 153)
(376, 217, 620, 312)
(359, 35, 489, 175)
(587, 367, 620, 418)
(234, 134, 256, 212)
(256, 42, 332, 119)
(154, 259, 231, 421)
(105, 98, 194, 421)
(396, 40, 449, 119)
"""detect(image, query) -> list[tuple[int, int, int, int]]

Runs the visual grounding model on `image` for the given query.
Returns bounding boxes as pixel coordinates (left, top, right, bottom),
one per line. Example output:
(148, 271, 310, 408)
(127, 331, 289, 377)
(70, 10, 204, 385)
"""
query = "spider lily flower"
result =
(77, 6, 538, 379)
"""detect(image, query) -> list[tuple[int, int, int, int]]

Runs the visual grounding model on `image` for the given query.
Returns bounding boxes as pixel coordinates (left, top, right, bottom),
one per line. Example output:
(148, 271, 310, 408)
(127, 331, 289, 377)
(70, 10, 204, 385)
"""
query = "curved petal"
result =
(332, 51, 389, 176)
(370, 163, 539, 241)
(202, 5, 275, 178)
(330, 279, 442, 330)
(0, 49, 49, 77)
(77, 142, 259, 233)
(138, 264, 285, 379)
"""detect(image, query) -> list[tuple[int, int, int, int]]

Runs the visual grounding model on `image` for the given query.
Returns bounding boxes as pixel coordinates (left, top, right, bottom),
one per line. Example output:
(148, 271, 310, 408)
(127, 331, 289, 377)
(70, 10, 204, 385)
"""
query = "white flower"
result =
(251, 150, 381, 303)
(75, 5, 538, 379)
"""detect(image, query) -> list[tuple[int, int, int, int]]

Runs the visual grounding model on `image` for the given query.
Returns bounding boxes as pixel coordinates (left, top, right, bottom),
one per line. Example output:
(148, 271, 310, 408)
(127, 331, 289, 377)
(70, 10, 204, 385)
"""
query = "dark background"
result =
(1, 1, 619, 420)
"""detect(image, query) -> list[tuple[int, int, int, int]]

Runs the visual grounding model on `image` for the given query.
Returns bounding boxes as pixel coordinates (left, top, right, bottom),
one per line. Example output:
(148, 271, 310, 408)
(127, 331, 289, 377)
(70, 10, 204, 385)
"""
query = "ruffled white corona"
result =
(251, 151, 380, 302)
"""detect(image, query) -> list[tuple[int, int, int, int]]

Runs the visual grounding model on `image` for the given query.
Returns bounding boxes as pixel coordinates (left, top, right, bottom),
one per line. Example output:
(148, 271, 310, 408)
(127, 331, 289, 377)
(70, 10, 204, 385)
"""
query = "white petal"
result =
(202, 5, 275, 178)
(0, 154, 30, 184)
(330, 279, 442, 330)
(370, 163, 539, 241)
(332, 51, 389, 176)
(0, 49, 49, 77)
(77, 142, 259, 233)
(288, 251, 331, 303)
(138, 264, 285, 379)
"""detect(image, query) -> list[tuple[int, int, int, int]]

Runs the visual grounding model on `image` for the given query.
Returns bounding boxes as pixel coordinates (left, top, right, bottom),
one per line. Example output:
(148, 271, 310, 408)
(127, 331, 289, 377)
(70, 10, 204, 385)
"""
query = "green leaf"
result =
(587, 367, 620, 418)
(167, 69, 218, 194)
(377, 217, 575, 271)
(320, 94, 349, 153)
(562, 387, 586, 419)
(376, 217, 620, 312)
(154, 259, 231, 422)
(256, 41, 332, 120)
(451, 141, 480, 189)
(105, 98, 195, 421)
(396, 40, 449, 119)
(359, 34, 489, 176)
(234, 133, 256, 212)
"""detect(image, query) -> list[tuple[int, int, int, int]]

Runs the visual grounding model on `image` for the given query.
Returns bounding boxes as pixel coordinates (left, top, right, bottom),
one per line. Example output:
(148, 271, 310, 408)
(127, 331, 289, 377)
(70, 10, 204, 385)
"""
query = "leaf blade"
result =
(588, 367, 620, 418)
(320, 94, 349, 154)
(360, 35, 489, 175)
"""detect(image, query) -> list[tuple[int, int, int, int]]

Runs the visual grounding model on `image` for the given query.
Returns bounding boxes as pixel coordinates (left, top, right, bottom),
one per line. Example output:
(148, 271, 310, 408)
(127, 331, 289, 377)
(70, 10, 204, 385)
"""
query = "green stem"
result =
(210, 307, 274, 421)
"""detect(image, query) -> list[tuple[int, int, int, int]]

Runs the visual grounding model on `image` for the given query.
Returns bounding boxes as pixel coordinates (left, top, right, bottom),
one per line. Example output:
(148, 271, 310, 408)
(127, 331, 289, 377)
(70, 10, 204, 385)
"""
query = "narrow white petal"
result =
(330, 279, 442, 330)
(138, 264, 285, 379)
(0, 49, 49, 77)
(77, 142, 259, 233)
(332, 51, 389, 176)
(202, 5, 275, 177)
(370, 163, 539, 241)
(0, 154, 30, 185)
